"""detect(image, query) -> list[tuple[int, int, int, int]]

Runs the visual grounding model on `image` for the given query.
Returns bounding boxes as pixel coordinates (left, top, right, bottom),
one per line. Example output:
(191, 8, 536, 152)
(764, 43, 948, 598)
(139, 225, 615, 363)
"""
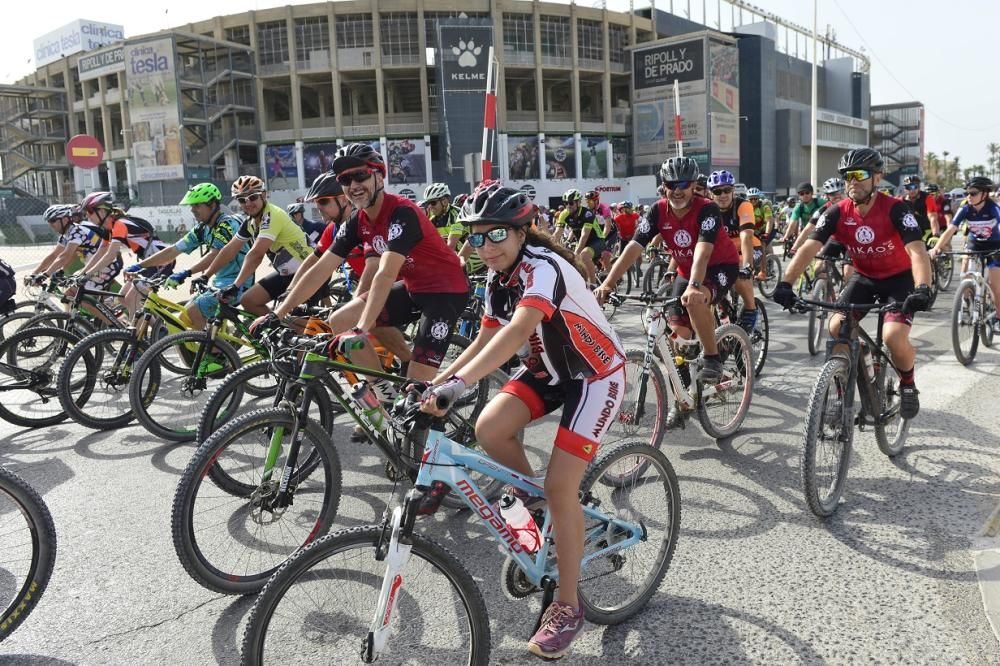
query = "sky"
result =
(4, 0, 998, 170)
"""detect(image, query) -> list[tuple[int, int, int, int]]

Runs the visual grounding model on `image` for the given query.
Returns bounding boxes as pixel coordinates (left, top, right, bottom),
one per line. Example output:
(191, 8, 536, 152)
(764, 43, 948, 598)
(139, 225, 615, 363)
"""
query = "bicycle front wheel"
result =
(171, 407, 342, 595)
(801, 357, 853, 517)
(936, 253, 954, 291)
(874, 360, 909, 458)
(950, 280, 978, 365)
(757, 254, 781, 298)
(602, 350, 669, 478)
(0, 466, 56, 642)
(807, 280, 831, 356)
(0, 326, 81, 428)
(129, 330, 243, 441)
(240, 525, 490, 666)
(577, 441, 680, 625)
(697, 324, 753, 439)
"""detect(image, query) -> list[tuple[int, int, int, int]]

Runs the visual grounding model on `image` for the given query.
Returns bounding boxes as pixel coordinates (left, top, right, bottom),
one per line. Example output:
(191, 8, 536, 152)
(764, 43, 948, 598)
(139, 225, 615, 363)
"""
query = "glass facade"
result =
(336, 14, 374, 49)
(257, 21, 289, 67)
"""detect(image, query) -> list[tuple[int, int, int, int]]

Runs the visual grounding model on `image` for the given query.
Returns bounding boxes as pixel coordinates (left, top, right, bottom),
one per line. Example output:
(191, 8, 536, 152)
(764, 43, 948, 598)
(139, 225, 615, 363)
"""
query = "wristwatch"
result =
(690, 279, 703, 289)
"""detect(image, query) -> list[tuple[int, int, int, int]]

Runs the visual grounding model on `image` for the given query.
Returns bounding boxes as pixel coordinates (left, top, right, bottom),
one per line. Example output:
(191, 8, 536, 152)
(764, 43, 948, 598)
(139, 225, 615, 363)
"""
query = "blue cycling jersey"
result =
(175, 213, 248, 287)
(951, 200, 1000, 243)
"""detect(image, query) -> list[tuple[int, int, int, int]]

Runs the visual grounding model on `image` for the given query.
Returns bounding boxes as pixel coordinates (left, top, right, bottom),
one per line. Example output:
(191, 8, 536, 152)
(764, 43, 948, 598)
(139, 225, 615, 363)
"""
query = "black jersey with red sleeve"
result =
(631, 197, 740, 278)
(809, 193, 922, 279)
(328, 192, 467, 293)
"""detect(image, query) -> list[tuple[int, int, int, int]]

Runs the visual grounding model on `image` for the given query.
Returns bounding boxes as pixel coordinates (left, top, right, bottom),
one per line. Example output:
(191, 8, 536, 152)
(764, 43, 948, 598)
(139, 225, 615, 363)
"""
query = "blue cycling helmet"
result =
(706, 170, 735, 189)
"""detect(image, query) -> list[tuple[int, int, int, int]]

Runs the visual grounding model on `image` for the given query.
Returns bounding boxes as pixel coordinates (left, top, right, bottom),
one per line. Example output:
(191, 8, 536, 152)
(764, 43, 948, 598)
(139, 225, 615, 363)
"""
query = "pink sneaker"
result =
(527, 601, 585, 659)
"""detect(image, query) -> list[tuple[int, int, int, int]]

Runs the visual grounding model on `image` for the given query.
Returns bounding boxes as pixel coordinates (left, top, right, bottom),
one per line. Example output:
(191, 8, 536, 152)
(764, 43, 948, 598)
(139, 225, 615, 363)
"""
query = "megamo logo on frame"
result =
(34, 20, 125, 67)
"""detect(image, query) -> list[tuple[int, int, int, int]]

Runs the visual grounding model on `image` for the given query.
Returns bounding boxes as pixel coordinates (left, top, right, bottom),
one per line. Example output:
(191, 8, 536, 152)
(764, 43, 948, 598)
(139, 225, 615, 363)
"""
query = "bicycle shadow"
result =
(210, 594, 255, 666)
(0, 425, 79, 456)
(71, 426, 176, 462)
(0, 657, 78, 665)
(0, 456, 74, 504)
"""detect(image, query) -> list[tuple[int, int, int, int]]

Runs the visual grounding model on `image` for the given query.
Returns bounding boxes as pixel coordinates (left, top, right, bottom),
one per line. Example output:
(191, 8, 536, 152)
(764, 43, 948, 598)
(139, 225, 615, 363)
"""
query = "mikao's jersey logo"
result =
(637, 219, 650, 235)
(388, 222, 403, 240)
(701, 217, 716, 231)
(902, 213, 919, 229)
(718, 272, 728, 287)
(855, 226, 875, 245)
(372, 236, 388, 254)
(674, 230, 693, 247)
(843, 216, 857, 226)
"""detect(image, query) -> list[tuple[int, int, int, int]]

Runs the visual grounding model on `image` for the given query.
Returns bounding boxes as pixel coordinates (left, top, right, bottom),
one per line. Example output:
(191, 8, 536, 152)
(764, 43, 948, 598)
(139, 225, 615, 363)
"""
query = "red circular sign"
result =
(66, 134, 104, 169)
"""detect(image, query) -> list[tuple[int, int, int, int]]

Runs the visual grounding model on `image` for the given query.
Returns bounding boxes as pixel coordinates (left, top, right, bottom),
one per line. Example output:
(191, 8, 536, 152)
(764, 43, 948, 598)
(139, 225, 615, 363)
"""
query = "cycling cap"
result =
(179, 183, 222, 205)
(231, 175, 265, 197)
(305, 171, 344, 201)
(461, 182, 534, 227)
(706, 171, 735, 189)
(660, 157, 700, 183)
(332, 143, 387, 176)
(838, 148, 884, 174)
(423, 183, 451, 201)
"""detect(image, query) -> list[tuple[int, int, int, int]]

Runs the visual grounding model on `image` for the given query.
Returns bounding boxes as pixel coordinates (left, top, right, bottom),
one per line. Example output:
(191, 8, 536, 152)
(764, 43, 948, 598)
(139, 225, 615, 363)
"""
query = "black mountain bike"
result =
(794, 298, 910, 518)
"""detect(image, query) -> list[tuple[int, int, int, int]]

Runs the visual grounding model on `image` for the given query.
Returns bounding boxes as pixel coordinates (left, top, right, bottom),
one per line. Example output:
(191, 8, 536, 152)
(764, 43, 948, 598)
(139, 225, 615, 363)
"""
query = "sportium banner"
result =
(126, 37, 183, 181)
(437, 21, 494, 181)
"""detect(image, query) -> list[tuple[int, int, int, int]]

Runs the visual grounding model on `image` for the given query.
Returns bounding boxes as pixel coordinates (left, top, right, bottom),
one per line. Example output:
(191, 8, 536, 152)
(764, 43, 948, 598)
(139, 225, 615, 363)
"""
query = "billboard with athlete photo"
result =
(303, 142, 338, 185)
(385, 138, 427, 184)
(544, 135, 576, 180)
(265, 144, 297, 189)
(581, 137, 609, 179)
(507, 136, 540, 180)
(126, 37, 183, 181)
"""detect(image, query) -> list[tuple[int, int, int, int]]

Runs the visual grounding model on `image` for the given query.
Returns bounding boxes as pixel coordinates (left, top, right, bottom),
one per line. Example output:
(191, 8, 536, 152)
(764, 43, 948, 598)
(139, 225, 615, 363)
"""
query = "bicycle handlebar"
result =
(793, 297, 901, 314)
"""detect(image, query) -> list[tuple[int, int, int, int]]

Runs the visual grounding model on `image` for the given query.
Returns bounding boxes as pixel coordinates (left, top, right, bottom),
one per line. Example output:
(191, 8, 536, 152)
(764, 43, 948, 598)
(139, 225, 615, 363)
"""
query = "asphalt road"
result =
(1, 278, 999, 665)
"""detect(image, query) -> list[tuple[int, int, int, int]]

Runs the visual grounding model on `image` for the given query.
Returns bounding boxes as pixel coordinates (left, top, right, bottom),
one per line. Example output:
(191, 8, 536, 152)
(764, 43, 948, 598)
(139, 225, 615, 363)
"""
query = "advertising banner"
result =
(34, 19, 124, 68)
(507, 136, 540, 180)
(79, 45, 125, 82)
(386, 138, 427, 185)
(581, 137, 609, 179)
(265, 144, 297, 188)
(632, 96, 707, 165)
(632, 38, 705, 102)
(544, 135, 576, 181)
(437, 21, 495, 185)
(611, 137, 629, 179)
(126, 38, 183, 181)
(709, 39, 740, 167)
(303, 142, 338, 185)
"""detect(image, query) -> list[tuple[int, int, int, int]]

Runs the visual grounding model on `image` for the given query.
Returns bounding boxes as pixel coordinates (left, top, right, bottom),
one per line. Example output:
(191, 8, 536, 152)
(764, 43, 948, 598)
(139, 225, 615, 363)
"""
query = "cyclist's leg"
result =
(828, 270, 872, 357)
(239, 272, 291, 316)
(578, 246, 598, 285)
(332, 283, 418, 373)
(371, 326, 412, 362)
(474, 385, 536, 477)
(407, 291, 469, 380)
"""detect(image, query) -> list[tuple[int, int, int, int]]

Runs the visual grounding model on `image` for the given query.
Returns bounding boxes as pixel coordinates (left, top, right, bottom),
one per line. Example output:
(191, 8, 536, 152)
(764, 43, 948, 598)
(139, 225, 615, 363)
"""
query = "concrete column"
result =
(606, 139, 614, 179)
(416, 1, 430, 129)
(329, 3, 343, 136)
(574, 132, 583, 180)
(106, 161, 118, 191)
(423, 134, 433, 184)
(371, 0, 386, 137)
(287, 16, 303, 136)
(533, 3, 544, 128)
(295, 140, 306, 190)
(538, 133, 546, 182)
(498, 133, 509, 181)
(379, 136, 388, 183)
(570, 5, 581, 131)
(125, 159, 137, 199)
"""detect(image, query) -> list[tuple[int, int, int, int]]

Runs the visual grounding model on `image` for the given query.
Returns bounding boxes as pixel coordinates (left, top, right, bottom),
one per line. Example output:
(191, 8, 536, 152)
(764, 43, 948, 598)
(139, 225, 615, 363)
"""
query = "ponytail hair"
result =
(522, 228, 587, 279)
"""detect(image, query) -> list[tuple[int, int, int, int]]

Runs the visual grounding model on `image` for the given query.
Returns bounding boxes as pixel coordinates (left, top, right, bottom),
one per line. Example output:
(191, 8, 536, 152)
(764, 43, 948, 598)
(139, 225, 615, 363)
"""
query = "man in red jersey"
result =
(597, 156, 740, 383)
(775, 148, 933, 419)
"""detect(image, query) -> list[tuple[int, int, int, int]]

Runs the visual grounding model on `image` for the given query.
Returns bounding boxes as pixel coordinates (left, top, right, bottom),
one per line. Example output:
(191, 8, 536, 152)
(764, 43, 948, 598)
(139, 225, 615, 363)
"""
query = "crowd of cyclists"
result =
(2, 140, 999, 663)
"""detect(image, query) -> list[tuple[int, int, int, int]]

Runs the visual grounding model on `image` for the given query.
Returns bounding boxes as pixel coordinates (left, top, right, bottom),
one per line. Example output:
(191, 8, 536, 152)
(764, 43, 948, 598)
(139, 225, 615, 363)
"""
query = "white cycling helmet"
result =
(422, 182, 451, 201)
(747, 187, 762, 199)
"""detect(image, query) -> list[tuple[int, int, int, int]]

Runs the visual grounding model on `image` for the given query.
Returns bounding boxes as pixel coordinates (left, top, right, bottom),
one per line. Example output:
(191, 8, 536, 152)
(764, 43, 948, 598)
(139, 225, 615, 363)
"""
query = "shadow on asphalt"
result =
(210, 595, 254, 666)
(0, 658, 77, 665)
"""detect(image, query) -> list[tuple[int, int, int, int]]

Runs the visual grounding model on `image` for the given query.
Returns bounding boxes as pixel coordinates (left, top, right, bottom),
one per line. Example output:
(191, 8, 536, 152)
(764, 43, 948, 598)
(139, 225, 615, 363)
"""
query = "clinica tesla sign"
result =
(33, 20, 125, 68)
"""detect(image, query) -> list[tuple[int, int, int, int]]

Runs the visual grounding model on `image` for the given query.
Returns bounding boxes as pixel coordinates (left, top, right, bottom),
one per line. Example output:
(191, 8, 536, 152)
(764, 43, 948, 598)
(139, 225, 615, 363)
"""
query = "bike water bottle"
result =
(351, 382, 386, 431)
(498, 494, 541, 554)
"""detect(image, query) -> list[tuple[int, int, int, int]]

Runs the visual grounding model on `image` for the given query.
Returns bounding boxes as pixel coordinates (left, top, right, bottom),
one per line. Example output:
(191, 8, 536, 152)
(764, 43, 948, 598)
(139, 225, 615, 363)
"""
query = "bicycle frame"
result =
(366, 425, 644, 657)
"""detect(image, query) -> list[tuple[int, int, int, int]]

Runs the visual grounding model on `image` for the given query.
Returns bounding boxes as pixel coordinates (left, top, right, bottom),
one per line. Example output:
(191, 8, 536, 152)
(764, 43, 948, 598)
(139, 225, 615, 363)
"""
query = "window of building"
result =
(503, 14, 534, 55)
(380, 12, 420, 63)
(608, 24, 628, 64)
(257, 21, 289, 66)
(337, 14, 374, 49)
(225, 25, 251, 46)
(577, 19, 603, 63)
(295, 16, 330, 63)
(263, 85, 291, 124)
(505, 75, 537, 112)
(383, 76, 422, 113)
(539, 16, 570, 61)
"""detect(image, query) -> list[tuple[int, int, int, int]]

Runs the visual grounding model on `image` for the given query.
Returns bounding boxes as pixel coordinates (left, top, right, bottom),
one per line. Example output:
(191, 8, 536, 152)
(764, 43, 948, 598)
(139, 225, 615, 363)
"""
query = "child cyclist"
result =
(418, 182, 626, 660)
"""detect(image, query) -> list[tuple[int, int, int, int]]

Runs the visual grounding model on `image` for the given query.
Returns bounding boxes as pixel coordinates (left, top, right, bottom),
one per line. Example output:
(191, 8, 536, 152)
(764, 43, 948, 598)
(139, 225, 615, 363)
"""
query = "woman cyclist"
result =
(420, 182, 625, 660)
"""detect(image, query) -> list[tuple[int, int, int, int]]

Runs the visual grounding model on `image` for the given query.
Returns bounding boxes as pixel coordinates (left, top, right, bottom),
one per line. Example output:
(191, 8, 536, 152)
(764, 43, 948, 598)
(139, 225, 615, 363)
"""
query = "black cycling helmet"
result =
(965, 176, 994, 191)
(305, 171, 344, 201)
(924, 182, 939, 193)
(460, 182, 534, 228)
(659, 156, 700, 183)
(796, 182, 814, 194)
(697, 174, 708, 188)
(332, 143, 387, 176)
(902, 174, 922, 187)
(838, 148, 885, 174)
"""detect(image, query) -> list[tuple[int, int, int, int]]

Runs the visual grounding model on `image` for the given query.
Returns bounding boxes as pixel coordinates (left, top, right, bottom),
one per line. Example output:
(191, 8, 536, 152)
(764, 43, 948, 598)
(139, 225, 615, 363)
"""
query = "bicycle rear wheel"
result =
(57, 328, 152, 430)
(601, 351, 668, 487)
(874, 359, 909, 457)
(757, 254, 781, 298)
(240, 525, 490, 665)
(801, 357, 852, 517)
(196, 360, 292, 443)
(577, 441, 680, 625)
(0, 466, 56, 641)
(129, 330, 243, 441)
(697, 324, 753, 439)
(0, 326, 82, 428)
(741, 297, 769, 377)
(936, 253, 954, 291)
(983, 295, 997, 348)
(171, 407, 342, 595)
(642, 258, 672, 296)
(950, 280, 978, 365)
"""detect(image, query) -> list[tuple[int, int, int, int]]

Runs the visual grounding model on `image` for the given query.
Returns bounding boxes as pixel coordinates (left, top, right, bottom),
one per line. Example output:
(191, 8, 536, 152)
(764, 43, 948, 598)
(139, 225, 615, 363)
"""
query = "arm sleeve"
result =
(950, 205, 969, 227)
(173, 229, 200, 255)
(808, 204, 840, 243)
(737, 202, 755, 231)
(697, 204, 725, 244)
(328, 215, 362, 259)
(631, 204, 660, 248)
(891, 201, 927, 245)
(314, 222, 335, 257)
(385, 207, 424, 256)
(235, 218, 253, 241)
(925, 195, 939, 214)
(516, 262, 559, 321)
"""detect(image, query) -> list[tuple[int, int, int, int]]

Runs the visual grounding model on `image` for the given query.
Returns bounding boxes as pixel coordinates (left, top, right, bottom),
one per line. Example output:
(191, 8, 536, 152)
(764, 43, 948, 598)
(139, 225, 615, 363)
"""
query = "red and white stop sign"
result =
(66, 134, 104, 169)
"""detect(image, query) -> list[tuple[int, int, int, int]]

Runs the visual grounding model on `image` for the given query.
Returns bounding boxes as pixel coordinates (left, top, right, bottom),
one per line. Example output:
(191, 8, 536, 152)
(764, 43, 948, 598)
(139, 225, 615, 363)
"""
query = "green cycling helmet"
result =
(179, 183, 223, 205)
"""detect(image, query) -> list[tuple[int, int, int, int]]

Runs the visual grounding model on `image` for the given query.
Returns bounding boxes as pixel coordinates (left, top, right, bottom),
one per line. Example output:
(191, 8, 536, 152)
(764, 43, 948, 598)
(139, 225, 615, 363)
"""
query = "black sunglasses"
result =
(711, 187, 734, 195)
(336, 170, 376, 186)
(664, 181, 691, 191)
(236, 193, 263, 204)
(467, 226, 510, 248)
(314, 196, 342, 206)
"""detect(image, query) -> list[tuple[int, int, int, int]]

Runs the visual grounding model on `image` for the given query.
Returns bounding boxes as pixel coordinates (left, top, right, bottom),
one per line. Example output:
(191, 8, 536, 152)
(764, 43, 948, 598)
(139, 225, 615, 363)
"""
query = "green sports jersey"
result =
(430, 205, 463, 240)
(236, 202, 311, 276)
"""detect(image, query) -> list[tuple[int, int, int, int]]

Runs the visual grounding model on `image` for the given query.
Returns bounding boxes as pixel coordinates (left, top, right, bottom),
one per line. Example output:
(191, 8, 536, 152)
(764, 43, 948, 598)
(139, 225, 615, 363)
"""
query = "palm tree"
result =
(988, 143, 1000, 179)
(924, 151, 939, 182)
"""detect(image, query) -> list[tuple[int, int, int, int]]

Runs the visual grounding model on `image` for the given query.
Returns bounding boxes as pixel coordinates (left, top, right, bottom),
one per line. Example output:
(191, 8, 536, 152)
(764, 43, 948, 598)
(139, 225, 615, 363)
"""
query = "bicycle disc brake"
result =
(249, 480, 287, 523)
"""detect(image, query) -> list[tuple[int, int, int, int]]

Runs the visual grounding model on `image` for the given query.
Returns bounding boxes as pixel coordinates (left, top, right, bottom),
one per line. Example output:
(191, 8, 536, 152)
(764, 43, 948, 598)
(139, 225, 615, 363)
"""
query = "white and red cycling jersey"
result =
(810, 192, 922, 279)
(481, 243, 625, 383)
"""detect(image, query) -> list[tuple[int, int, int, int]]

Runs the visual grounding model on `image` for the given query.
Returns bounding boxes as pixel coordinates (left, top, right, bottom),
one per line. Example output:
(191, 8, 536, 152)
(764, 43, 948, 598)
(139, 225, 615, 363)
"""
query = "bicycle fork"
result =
(364, 505, 413, 662)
